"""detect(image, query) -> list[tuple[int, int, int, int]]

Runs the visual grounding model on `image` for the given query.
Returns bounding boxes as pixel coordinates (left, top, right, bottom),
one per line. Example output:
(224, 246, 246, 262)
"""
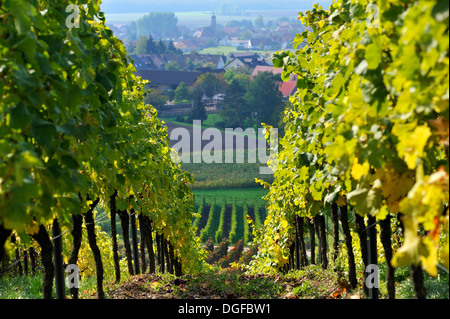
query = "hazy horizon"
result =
(100, 0, 333, 14)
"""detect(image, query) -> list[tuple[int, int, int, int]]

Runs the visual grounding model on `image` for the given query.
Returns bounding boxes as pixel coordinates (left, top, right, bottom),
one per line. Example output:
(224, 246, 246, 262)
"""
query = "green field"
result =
(198, 46, 277, 58)
(193, 187, 268, 206)
(197, 46, 247, 55)
(161, 113, 223, 129)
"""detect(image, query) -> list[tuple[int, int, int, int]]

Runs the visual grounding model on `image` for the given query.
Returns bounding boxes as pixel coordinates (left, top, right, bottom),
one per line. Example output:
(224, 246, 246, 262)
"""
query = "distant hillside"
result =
(100, 0, 333, 14)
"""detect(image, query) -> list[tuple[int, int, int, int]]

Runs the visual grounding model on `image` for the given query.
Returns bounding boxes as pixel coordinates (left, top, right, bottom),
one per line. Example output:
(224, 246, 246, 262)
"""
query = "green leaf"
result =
(61, 155, 78, 169)
(347, 184, 382, 216)
(281, 71, 291, 82)
(432, 0, 449, 22)
(4, 0, 32, 35)
(30, 119, 56, 147)
(116, 174, 126, 185)
(9, 102, 30, 129)
(324, 185, 341, 204)
(273, 58, 284, 68)
(365, 40, 381, 70)
(332, 72, 346, 91)
(116, 198, 128, 211)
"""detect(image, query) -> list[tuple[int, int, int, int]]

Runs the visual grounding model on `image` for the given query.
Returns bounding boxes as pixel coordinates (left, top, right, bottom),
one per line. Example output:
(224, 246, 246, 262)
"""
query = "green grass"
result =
(193, 187, 268, 207)
(393, 266, 449, 299)
(0, 274, 43, 299)
(161, 114, 222, 129)
(0, 272, 103, 299)
(198, 46, 277, 58)
(202, 113, 223, 127)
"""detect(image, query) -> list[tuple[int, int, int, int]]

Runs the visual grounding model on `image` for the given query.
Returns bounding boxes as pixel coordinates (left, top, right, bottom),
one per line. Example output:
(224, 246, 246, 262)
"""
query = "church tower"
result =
(211, 14, 216, 31)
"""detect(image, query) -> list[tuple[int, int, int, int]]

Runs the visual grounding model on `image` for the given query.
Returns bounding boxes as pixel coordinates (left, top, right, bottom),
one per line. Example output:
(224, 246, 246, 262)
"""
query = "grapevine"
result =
(251, 0, 449, 296)
(0, 0, 205, 298)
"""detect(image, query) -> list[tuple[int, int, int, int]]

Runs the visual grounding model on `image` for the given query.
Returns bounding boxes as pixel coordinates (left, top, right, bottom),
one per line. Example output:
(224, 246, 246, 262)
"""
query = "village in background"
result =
(103, 8, 307, 125)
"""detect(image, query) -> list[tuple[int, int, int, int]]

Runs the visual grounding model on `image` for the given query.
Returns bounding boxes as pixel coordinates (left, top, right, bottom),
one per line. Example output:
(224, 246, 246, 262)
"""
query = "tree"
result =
(224, 66, 251, 85)
(165, 61, 181, 71)
(144, 88, 169, 109)
(254, 15, 265, 29)
(146, 35, 157, 54)
(134, 35, 149, 54)
(155, 39, 167, 54)
(188, 89, 207, 122)
(245, 72, 283, 127)
(167, 40, 182, 54)
(130, 12, 179, 39)
(174, 82, 190, 104)
(221, 79, 248, 127)
(191, 73, 227, 98)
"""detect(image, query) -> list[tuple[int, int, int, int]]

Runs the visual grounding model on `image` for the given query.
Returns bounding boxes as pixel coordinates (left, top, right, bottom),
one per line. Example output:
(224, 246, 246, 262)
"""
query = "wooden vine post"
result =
(52, 218, 65, 300)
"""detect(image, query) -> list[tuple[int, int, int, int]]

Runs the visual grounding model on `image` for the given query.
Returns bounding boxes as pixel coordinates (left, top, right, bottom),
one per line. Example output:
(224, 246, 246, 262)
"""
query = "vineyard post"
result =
(130, 208, 140, 275)
(339, 205, 357, 288)
(29, 247, 37, 274)
(294, 215, 300, 270)
(68, 213, 83, 299)
(138, 214, 147, 273)
(23, 249, 29, 275)
(367, 216, 378, 299)
(308, 218, 316, 265)
(109, 192, 121, 282)
(379, 215, 395, 299)
(144, 216, 156, 273)
(118, 209, 134, 275)
(12, 235, 23, 276)
(83, 198, 105, 299)
(167, 243, 173, 274)
(355, 213, 369, 295)
(330, 203, 340, 262)
(160, 233, 165, 273)
(31, 225, 54, 299)
(52, 218, 65, 299)
(0, 225, 12, 267)
(298, 217, 309, 267)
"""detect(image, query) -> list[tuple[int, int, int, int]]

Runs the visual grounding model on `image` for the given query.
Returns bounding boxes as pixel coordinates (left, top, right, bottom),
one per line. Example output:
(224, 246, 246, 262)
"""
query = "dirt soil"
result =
(106, 268, 353, 300)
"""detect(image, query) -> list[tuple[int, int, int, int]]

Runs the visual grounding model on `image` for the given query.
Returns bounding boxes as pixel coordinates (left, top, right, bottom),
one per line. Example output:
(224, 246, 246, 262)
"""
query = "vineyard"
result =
(0, 0, 449, 302)
(193, 195, 267, 245)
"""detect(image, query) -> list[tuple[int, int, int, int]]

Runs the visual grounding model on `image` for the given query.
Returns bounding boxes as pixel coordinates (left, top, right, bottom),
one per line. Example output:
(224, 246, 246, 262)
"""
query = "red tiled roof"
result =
(250, 66, 282, 79)
(279, 81, 297, 97)
(250, 66, 298, 81)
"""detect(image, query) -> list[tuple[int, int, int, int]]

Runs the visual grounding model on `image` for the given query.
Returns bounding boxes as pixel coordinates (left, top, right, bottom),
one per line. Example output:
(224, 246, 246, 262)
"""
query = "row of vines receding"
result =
(0, 0, 206, 299)
(252, 0, 449, 299)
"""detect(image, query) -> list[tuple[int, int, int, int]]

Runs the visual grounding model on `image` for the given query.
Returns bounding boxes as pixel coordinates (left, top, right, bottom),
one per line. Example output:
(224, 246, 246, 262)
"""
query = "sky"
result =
(100, 0, 334, 14)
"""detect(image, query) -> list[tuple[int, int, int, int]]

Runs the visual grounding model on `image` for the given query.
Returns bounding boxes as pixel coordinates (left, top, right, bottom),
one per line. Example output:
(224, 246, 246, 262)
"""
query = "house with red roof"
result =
(250, 66, 298, 100)
(279, 81, 297, 99)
